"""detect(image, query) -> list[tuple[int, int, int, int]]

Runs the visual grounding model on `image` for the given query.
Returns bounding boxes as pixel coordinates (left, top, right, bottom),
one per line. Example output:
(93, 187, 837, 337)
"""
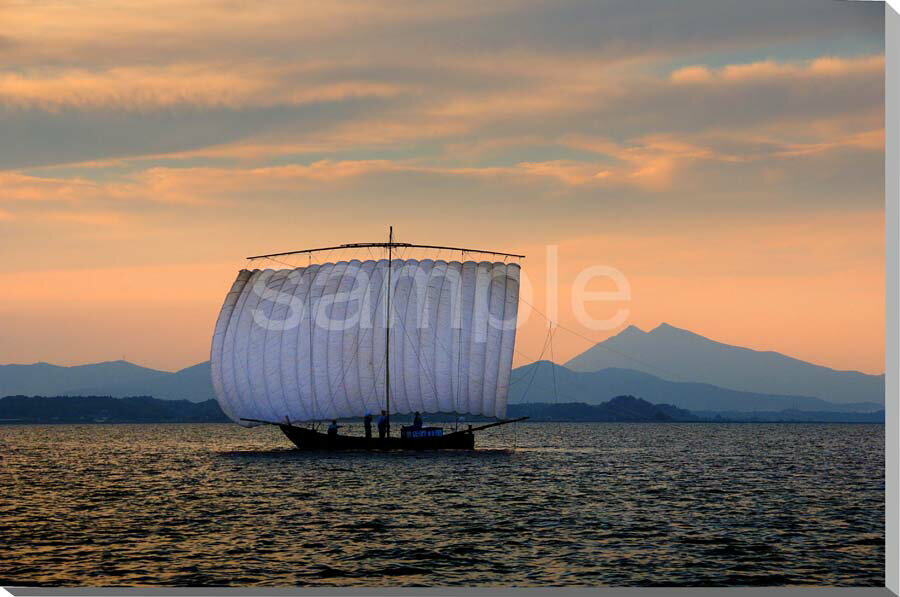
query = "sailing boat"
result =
(210, 228, 527, 450)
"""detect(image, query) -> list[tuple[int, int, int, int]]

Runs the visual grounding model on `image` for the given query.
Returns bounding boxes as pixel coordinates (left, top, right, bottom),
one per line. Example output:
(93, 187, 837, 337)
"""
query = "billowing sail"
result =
(211, 259, 521, 426)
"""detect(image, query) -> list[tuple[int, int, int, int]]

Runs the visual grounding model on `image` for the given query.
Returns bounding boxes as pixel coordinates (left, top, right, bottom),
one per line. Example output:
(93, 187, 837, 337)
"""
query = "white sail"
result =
(211, 259, 521, 426)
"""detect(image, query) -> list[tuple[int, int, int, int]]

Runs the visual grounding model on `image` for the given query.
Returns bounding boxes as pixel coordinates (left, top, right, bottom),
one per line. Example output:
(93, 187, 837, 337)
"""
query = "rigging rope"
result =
(263, 256, 297, 269)
(518, 324, 554, 403)
(548, 323, 559, 404)
(517, 295, 690, 383)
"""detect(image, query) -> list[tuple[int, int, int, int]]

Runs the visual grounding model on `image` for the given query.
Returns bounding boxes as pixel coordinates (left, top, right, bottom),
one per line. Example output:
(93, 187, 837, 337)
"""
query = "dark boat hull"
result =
(279, 425, 475, 451)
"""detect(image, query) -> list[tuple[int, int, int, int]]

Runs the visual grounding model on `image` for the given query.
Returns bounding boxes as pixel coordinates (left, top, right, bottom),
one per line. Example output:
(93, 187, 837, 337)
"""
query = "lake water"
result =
(0, 422, 884, 587)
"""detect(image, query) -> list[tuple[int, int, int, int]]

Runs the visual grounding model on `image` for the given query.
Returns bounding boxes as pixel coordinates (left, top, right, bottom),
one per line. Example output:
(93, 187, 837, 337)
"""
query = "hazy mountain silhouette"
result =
(564, 323, 884, 405)
(0, 361, 168, 397)
(509, 360, 882, 413)
(69, 362, 216, 402)
(0, 361, 214, 402)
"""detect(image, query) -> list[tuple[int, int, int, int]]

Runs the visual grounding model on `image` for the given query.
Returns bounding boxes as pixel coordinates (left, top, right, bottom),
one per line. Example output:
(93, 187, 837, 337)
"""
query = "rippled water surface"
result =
(0, 422, 883, 586)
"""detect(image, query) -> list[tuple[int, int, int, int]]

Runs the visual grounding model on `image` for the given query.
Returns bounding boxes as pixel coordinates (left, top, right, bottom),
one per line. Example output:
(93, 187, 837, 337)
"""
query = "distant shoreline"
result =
(0, 394, 885, 426)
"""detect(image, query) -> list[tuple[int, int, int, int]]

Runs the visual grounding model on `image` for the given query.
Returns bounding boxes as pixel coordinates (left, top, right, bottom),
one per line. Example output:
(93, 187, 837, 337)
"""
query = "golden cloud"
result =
(0, 172, 104, 202)
(670, 54, 883, 85)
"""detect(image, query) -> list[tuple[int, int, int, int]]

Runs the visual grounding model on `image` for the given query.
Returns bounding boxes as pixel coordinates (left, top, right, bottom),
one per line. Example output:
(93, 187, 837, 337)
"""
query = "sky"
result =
(0, 0, 886, 374)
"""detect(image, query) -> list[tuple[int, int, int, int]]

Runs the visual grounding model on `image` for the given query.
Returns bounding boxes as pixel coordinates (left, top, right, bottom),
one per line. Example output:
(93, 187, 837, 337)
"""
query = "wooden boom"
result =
(449, 416, 530, 435)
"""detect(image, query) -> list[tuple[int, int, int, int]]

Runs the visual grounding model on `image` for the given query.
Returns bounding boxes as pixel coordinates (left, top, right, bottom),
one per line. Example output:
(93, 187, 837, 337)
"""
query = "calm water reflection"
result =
(0, 422, 884, 586)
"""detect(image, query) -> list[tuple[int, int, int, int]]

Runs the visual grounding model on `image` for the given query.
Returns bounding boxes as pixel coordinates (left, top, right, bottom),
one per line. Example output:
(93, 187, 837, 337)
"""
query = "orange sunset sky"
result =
(0, 0, 886, 374)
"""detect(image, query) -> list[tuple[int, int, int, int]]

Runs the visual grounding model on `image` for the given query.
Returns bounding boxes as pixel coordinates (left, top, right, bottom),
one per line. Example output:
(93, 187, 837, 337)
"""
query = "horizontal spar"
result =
(247, 242, 525, 260)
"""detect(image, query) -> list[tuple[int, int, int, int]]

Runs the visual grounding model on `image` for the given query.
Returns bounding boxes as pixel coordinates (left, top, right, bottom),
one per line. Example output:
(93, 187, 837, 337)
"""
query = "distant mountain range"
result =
(508, 362, 882, 413)
(565, 323, 884, 405)
(70, 362, 215, 402)
(0, 361, 215, 402)
(0, 360, 169, 397)
(0, 323, 884, 418)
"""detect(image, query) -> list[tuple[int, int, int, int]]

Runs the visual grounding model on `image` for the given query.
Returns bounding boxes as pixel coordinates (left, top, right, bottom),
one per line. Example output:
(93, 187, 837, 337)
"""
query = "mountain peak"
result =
(564, 321, 884, 404)
(614, 323, 694, 339)
(616, 324, 646, 337)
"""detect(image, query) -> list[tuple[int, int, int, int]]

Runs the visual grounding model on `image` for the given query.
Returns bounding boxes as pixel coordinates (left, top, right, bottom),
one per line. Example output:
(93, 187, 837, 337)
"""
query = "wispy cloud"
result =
(1, 172, 105, 202)
(0, 65, 409, 111)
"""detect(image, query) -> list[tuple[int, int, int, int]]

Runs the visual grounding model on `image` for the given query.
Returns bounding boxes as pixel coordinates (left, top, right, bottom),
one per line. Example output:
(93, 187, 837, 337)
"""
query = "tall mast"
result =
(385, 225, 392, 436)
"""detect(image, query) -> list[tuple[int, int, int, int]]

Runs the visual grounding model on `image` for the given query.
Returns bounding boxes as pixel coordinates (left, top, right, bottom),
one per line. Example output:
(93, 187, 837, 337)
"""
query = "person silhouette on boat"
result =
(363, 412, 373, 440)
(377, 410, 389, 439)
(412, 411, 423, 430)
(327, 420, 341, 439)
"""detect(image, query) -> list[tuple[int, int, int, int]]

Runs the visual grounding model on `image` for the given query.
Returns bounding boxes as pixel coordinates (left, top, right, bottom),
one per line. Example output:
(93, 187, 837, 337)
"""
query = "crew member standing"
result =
(364, 412, 373, 440)
(377, 410, 389, 439)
